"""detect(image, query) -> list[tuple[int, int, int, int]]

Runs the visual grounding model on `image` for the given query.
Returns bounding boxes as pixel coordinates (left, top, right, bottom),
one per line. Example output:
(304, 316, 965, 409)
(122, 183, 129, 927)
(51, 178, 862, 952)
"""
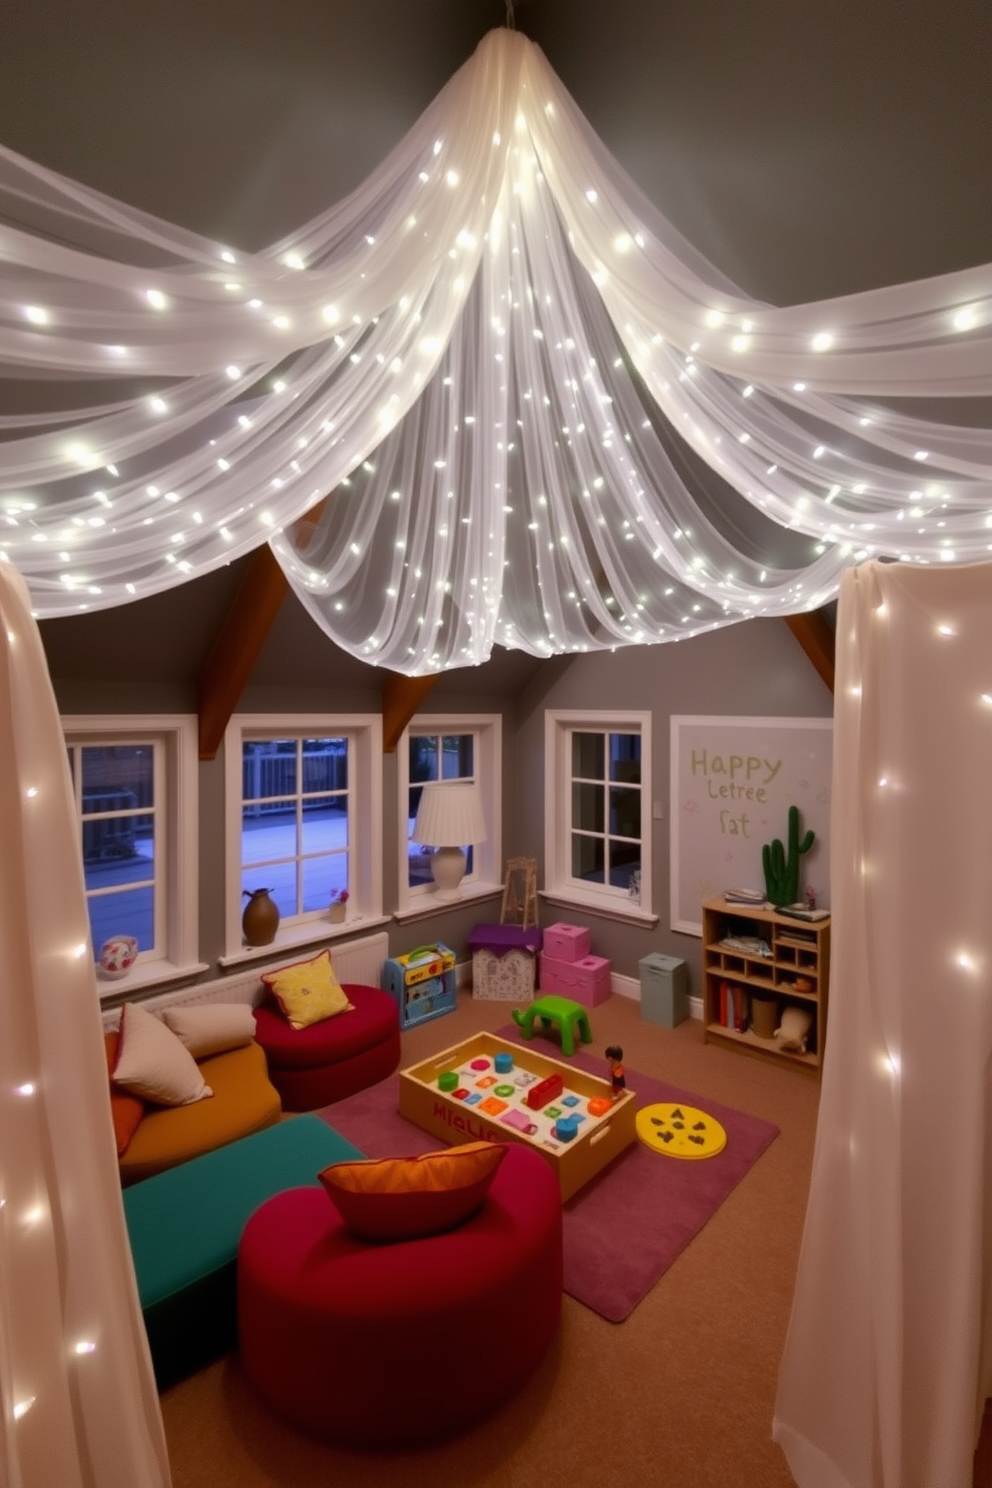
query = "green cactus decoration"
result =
(762, 804, 815, 907)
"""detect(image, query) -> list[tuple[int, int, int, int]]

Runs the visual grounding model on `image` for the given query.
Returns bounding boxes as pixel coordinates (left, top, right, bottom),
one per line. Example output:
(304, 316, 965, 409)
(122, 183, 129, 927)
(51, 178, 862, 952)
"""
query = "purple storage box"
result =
(542, 922, 591, 963)
(539, 951, 612, 1007)
(466, 924, 543, 956)
(467, 923, 542, 1002)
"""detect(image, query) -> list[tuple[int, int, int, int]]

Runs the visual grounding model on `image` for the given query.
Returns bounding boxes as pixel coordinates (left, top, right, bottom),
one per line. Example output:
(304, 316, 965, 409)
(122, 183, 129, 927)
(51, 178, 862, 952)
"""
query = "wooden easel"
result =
(500, 857, 539, 930)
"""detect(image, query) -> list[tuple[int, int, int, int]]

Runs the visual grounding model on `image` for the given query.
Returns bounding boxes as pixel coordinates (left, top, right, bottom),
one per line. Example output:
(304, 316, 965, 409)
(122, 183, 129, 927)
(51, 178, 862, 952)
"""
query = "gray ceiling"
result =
(3, 0, 988, 302)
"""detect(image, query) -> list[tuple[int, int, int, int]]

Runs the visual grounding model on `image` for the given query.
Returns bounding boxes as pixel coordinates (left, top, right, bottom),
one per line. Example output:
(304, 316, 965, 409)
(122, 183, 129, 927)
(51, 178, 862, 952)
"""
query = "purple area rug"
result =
(317, 1024, 779, 1323)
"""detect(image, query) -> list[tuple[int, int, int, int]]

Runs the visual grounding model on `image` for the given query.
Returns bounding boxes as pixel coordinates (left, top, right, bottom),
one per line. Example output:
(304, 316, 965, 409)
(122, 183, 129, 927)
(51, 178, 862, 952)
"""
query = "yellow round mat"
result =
(636, 1102, 727, 1159)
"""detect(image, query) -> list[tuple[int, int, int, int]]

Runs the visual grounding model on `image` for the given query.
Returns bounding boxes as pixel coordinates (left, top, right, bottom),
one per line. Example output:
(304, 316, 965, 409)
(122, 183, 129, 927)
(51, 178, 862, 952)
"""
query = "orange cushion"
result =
(117, 1040, 281, 1186)
(318, 1141, 506, 1243)
(104, 1031, 145, 1157)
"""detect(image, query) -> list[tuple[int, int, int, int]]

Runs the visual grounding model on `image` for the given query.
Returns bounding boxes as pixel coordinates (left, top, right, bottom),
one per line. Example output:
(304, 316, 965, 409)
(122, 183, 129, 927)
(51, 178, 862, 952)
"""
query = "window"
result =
(397, 714, 501, 914)
(224, 715, 382, 958)
(544, 709, 653, 919)
(62, 715, 200, 991)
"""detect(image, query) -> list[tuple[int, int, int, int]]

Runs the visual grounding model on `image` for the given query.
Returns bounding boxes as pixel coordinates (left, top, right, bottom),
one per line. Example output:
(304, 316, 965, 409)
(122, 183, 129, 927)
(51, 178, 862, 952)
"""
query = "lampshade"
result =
(411, 782, 488, 901)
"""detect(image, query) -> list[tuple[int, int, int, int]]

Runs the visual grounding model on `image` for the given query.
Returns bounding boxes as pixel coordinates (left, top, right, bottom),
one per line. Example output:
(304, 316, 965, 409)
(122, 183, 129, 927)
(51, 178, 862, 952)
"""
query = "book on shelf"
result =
(776, 903, 830, 923)
(723, 888, 767, 905)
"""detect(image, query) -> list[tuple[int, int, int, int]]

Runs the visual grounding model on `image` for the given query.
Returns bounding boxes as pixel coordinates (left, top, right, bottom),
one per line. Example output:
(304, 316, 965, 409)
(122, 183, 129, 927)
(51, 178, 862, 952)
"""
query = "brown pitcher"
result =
(242, 887, 280, 947)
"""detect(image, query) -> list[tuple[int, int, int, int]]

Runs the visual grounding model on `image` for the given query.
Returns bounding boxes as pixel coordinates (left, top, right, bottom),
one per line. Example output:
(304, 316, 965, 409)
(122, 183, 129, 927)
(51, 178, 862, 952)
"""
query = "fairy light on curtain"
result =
(0, 560, 171, 1487)
(0, 27, 989, 674)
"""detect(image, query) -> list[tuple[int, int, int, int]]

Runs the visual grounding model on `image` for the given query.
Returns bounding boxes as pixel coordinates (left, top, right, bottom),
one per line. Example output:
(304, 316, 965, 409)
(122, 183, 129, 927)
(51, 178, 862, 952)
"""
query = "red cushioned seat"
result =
(252, 983, 400, 1111)
(237, 1142, 562, 1447)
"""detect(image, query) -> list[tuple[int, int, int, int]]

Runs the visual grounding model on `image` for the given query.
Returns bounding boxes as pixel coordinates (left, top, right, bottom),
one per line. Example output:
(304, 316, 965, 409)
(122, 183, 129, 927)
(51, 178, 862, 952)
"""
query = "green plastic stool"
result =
(512, 994, 593, 1056)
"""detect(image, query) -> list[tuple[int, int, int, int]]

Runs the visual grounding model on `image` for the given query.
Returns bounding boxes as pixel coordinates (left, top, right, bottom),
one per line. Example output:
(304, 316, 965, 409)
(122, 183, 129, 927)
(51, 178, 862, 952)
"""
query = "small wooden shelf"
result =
(702, 897, 831, 1076)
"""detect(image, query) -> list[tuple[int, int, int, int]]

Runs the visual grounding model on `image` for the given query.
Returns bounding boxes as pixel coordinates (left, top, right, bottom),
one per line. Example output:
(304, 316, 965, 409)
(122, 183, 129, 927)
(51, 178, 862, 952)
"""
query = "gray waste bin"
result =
(638, 952, 689, 1028)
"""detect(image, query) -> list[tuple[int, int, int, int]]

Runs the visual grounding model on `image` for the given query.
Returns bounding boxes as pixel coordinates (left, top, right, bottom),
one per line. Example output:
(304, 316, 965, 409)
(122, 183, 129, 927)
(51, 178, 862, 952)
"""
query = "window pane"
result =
(243, 740, 297, 803)
(572, 780, 604, 833)
(441, 733, 473, 780)
(408, 840, 435, 888)
(302, 855, 346, 915)
(610, 733, 641, 783)
(81, 744, 154, 806)
(571, 832, 604, 883)
(88, 886, 154, 955)
(608, 839, 641, 889)
(242, 803, 297, 867)
(301, 795, 348, 855)
(610, 786, 641, 840)
(572, 731, 604, 780)
(302, 737, 347, 794)
(410, 735, 439, 784)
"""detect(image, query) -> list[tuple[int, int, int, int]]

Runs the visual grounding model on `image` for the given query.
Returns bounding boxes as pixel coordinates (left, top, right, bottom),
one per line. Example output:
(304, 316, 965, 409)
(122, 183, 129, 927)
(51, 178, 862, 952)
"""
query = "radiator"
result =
(102, 932, 389, 1027)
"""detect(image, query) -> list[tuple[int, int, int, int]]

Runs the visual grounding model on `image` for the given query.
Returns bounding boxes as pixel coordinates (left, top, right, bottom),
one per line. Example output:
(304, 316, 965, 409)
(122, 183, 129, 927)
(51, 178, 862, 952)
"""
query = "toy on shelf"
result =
(605, 1045, 626, 1101)
(512, 995, 593, 1057)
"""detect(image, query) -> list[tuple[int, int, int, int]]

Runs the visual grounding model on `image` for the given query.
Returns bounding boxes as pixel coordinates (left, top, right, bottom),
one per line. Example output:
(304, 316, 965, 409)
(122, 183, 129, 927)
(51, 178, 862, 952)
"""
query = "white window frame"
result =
(395, 713, 502, 919)
(544, 708, 656, 924)
(62, 714, 202, 996)
(222, 713, 383, 963)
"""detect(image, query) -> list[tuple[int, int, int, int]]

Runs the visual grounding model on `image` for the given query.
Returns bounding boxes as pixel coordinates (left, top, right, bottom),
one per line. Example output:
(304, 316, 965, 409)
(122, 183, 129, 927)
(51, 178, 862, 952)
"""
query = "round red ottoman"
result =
(252, 983, 400, 1111)
(237, 1142, 562, 1446)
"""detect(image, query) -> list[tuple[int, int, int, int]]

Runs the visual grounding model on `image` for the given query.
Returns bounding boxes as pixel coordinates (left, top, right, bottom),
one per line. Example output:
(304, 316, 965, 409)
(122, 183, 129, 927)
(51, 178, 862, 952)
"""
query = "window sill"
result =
(97, 959, 209, 1003)
(393, 882, 503, 925)
(540, 889, 659, 928)
(217, 913, 391, 971)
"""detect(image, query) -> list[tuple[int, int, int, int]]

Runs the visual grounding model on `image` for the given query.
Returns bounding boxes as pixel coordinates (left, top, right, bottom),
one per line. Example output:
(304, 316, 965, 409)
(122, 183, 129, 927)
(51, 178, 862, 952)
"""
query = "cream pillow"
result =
(162, 1002, 255, 1058)
(112, 1003, 213, 1107)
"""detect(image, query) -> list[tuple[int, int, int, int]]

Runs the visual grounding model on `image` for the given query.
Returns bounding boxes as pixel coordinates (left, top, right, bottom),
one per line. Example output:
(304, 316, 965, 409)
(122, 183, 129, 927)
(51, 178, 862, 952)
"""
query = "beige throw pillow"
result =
(112, 1002, 213, 1107)
(162, 1002, 255, 1058)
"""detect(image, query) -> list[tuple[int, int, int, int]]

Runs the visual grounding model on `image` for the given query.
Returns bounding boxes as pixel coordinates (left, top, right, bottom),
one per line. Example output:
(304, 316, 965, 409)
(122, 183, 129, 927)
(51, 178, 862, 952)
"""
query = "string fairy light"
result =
(0, 29, 987, 672)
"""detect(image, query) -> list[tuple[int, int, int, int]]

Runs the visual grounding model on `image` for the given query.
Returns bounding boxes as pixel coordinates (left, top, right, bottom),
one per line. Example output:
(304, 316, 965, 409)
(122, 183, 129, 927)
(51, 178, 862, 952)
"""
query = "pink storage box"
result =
(542, 922, 591, 963)
(539, 952, 611, 1007)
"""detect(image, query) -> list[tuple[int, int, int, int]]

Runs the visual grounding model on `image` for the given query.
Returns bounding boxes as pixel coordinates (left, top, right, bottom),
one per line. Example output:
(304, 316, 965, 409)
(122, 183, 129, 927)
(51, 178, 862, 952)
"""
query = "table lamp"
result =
(411, 781, 488, 901)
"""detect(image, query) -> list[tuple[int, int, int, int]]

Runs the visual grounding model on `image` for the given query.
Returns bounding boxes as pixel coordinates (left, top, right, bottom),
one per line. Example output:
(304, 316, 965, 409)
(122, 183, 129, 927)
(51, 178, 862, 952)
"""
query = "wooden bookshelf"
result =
(701, 897, 831, 1076)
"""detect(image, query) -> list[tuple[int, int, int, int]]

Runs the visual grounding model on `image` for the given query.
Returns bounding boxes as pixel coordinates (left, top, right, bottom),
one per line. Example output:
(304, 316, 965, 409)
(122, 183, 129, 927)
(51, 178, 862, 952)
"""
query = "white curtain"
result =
(0, 28, 989, 672)
(773, 558, 992, 1487)
(0, 562, 171, 1488)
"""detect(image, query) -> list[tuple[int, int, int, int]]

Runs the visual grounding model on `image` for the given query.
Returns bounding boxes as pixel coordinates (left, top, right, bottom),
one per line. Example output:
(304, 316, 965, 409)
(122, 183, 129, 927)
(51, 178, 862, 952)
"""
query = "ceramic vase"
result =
(242, 888, 279, 947)
(98, 934, 139, 979)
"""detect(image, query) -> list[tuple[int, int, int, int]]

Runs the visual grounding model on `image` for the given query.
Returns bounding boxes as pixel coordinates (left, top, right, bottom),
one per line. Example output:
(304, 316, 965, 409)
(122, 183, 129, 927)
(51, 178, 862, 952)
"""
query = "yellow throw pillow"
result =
(318, 1141, 506, 1242)
(262, 949, 354, 1031)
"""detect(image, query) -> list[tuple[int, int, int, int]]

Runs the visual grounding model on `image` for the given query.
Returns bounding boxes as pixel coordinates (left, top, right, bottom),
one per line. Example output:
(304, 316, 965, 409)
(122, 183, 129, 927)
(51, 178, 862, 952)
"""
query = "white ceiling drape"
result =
(0, 27, 989, 672)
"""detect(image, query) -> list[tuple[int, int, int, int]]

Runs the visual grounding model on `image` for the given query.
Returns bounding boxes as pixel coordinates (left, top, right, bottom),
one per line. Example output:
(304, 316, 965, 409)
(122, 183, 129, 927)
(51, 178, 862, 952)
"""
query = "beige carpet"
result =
(158, 989, 828, 1487)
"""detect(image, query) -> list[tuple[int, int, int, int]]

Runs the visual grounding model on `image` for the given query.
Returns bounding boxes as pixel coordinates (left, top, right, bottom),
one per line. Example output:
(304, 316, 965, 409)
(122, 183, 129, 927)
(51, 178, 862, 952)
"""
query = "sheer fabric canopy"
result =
(0, 27, 990, 672)
(774, 558, 992, 1488)
(0, 563, 171, 1488)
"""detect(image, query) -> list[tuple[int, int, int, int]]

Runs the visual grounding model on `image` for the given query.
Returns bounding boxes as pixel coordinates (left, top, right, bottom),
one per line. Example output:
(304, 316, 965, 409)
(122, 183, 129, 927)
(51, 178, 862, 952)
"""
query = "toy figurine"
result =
(605, 1045, 626, 1100)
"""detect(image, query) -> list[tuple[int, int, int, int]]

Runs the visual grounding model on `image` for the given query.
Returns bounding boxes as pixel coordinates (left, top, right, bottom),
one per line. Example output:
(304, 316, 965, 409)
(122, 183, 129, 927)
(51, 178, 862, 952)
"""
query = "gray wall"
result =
(511, 618, 832, 993)
(41, 570, 830, 990)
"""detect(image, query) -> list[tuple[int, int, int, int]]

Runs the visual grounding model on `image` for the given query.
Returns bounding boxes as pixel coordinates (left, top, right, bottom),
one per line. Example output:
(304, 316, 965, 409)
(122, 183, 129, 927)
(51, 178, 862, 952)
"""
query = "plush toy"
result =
(774, 1005, 813, 1054)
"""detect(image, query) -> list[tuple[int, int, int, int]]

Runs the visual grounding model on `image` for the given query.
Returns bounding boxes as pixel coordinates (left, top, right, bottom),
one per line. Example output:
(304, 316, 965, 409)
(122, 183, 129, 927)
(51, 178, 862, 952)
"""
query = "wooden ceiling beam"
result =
(197, 545, 289, 760)
(382, 673, 439, 753)
(784, 610, 835, 694)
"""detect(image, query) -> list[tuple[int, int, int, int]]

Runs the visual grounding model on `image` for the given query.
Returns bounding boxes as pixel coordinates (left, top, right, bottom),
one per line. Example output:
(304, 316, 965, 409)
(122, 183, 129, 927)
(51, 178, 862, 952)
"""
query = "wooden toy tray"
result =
(398, 1031, 636, 1202)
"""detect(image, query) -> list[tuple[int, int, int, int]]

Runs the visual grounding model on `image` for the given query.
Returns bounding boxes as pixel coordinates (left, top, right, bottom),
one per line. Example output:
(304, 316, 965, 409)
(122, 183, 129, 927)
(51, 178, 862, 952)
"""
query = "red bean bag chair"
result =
(252, 982, 400, 1111)
(237, 1141, 562, 1446)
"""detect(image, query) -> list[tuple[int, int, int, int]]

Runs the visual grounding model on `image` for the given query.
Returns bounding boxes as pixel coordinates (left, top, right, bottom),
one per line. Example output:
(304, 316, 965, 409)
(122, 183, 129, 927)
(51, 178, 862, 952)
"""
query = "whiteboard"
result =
(670, 716, 833, 935)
